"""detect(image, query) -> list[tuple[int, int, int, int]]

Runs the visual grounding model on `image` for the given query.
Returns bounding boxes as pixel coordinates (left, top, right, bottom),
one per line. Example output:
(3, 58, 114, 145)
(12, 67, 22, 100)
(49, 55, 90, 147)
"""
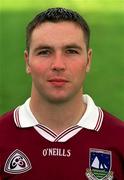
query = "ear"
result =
(24, 50, 31, 74)
(86, 48, 92, 73)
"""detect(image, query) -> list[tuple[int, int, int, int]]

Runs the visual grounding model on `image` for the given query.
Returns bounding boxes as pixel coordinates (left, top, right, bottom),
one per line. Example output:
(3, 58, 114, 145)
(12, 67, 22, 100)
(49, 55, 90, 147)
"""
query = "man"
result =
(0, 7, 124, 180)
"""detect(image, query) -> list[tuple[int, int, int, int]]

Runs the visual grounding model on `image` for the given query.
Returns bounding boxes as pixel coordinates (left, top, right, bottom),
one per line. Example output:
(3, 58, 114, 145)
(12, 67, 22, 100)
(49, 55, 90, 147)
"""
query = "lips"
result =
(48, 78, 69, 87)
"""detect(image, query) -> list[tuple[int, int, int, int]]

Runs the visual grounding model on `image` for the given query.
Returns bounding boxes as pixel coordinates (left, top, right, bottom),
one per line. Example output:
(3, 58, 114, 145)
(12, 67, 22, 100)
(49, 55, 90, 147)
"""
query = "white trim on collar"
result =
(14, 94, 103, 131)
(14, 98, 38, 128)
(77, 95, 103, 131)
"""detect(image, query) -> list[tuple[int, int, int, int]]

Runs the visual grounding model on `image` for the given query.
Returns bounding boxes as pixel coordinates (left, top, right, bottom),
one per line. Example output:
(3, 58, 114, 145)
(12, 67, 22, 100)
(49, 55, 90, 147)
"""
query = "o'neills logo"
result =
(42, 148, 71, 157)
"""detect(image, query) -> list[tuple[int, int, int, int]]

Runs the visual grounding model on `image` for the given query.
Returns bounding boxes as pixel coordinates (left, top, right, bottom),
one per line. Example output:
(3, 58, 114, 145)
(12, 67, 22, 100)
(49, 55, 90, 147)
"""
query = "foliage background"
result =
(0, 0, 124, 120)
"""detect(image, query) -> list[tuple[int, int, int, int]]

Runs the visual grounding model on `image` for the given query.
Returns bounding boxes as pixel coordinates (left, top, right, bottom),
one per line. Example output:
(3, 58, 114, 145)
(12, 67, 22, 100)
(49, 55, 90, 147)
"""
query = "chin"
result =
(44, 94, 71, 104)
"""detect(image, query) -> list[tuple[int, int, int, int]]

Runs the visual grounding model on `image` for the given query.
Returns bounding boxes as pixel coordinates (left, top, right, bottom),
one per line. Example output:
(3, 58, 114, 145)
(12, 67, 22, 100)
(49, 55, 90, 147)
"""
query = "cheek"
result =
(70, 63, 87, 86)
(29, 63, 47, 75)
(71, 62, 87, 76)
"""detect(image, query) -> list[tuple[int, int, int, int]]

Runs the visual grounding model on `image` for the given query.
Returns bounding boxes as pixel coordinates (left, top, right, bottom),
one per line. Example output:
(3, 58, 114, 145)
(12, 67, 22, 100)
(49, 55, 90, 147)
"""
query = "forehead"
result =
(32, 21, 84, 33)
(30, 22, 85, 46)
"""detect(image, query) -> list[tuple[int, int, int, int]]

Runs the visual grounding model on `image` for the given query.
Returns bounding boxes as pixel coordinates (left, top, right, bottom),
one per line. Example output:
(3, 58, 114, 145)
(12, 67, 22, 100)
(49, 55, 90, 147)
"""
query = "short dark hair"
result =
(26, 7, 90, 51)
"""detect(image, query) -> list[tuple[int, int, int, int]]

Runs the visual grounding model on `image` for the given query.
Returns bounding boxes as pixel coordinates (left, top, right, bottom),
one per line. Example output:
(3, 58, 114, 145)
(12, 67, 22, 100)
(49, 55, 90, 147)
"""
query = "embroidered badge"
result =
(86, 148, 113, 180)
(4, 149, 32, 174)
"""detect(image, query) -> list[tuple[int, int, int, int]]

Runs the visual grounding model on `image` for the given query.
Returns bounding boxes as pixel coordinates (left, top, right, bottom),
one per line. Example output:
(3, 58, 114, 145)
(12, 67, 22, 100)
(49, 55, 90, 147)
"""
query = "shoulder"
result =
(102, 109, 124, 131)
(0, 110, 14, 121)
(0, 110, 15, 129)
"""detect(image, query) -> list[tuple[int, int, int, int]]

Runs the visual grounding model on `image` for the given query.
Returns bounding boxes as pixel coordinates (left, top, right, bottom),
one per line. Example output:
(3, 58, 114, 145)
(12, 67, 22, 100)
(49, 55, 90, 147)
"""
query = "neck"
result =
(29, 92, 86, 135)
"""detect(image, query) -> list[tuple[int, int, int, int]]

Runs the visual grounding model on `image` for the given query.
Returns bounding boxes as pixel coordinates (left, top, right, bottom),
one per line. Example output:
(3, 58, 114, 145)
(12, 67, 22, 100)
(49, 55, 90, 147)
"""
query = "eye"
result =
(66, 49, 79, 55)
(37, 49, 52, 56)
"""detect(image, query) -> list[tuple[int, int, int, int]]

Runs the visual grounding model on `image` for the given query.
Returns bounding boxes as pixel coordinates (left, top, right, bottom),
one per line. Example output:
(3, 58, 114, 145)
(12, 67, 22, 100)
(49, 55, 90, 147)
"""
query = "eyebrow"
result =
(64, 44, 83, 51)
(33, 45, 53, 52)
(33, 43, 83, 52)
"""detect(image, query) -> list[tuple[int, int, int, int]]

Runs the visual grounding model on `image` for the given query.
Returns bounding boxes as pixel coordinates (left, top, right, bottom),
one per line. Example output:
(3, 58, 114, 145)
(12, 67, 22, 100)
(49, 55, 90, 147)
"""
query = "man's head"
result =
(24, 8, 92, 104)
(26, 7, 90, 51)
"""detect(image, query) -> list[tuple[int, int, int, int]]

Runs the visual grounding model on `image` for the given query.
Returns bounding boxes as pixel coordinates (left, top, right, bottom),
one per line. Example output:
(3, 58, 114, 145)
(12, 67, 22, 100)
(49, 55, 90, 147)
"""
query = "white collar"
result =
(14, 94, 103, 131)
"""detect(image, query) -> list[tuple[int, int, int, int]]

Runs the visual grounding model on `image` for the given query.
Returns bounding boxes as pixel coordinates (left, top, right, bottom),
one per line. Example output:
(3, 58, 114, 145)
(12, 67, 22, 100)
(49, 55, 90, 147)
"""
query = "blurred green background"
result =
(0, 0, 124, 120)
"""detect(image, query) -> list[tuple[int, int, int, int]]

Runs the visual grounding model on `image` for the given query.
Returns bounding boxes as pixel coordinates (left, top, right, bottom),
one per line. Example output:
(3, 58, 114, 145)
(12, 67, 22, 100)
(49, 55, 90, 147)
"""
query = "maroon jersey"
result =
(0, 96, 124, 180)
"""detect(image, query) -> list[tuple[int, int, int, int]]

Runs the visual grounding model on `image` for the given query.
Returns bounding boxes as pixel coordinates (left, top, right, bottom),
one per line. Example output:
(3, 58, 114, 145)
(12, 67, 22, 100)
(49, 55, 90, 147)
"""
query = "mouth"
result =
(48, 78, 69, 87)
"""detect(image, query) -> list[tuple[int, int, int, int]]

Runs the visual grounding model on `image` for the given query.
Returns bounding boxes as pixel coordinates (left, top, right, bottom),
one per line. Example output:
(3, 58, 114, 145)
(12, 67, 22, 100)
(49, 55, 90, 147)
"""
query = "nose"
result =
(51, 53, 66, 72)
